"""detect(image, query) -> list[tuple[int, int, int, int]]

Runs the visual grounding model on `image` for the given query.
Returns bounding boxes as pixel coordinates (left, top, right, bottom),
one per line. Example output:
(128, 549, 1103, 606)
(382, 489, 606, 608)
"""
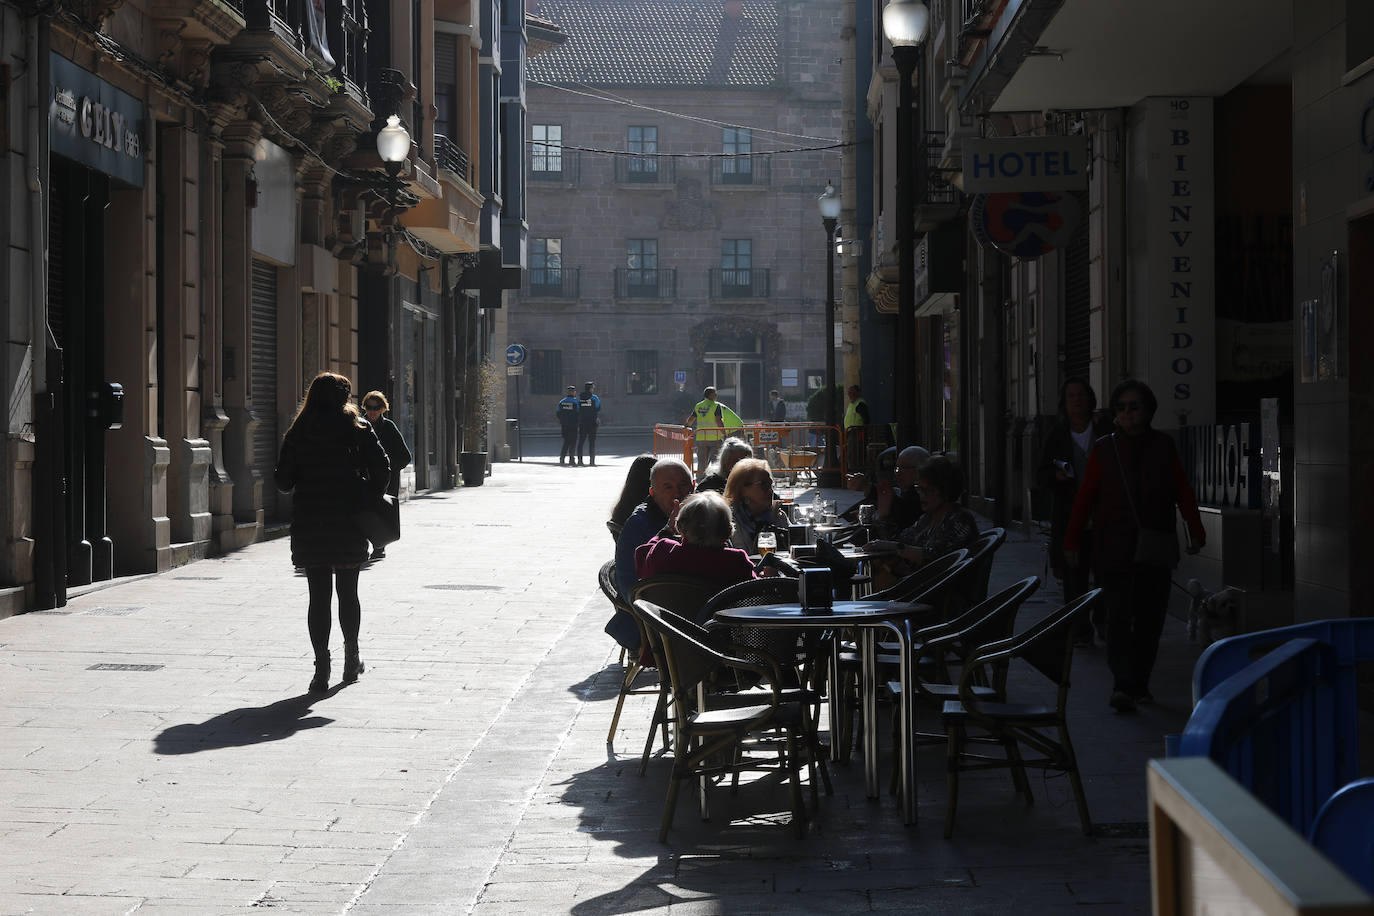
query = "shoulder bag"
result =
(351, 439, 400, 548)
(1112, 435, 1180, 569)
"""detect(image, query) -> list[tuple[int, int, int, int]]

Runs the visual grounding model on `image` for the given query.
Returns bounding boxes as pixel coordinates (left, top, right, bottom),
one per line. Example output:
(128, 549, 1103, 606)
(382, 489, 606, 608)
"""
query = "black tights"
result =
(306, 567, 361, 659)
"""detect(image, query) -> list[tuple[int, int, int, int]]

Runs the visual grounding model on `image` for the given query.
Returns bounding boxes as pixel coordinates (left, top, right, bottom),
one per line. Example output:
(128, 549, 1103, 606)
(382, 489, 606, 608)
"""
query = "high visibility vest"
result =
(692, 400, 742, 442)
(844, 398, 868, 429)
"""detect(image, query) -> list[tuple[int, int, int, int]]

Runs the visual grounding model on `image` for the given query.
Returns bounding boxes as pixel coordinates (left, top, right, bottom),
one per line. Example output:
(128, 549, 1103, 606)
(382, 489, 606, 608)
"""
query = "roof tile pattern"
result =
(528, 0, 778, 88)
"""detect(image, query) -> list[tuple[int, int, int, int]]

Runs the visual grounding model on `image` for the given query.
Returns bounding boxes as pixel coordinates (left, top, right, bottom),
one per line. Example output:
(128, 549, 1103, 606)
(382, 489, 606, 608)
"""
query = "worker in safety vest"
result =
(844, 384, 872, 474)
(684, 386, 743, 477)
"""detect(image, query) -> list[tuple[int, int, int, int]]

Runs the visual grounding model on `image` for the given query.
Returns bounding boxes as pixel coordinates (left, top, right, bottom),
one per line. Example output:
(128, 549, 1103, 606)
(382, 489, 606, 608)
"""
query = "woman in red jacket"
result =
(1063, 379, 1205, 713)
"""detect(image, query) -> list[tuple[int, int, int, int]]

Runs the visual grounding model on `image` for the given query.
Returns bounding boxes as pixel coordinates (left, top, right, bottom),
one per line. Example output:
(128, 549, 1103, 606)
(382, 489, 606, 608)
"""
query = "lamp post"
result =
(818, 182, 842, 486)
(882, 0, 929, 448)
(376, 114, 412, 180)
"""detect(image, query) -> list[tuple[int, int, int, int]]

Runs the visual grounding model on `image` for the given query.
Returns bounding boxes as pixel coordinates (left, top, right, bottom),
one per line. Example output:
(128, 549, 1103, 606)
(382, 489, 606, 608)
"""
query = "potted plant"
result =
(460, 358, 499, 486)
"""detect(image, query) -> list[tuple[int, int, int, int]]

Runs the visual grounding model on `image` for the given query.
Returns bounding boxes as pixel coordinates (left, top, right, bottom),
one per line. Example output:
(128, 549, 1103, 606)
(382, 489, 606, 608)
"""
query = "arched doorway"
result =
(691, 320, 779, 420)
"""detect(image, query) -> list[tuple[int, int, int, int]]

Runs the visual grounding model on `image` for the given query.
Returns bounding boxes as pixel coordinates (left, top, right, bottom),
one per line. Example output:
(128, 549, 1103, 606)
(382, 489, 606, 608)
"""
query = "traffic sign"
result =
(507, 365, 524, 376)
(506, 344, 527, 367)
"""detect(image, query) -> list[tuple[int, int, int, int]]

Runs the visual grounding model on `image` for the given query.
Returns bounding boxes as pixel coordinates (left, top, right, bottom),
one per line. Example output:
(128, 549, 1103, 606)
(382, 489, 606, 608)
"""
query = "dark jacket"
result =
(1036, 416, 1113, 570)
(275, 414, 389, 569)
(615, 499, 670, 598)
(1064, 429, 1205, 576)
(373, 415, 412, 497)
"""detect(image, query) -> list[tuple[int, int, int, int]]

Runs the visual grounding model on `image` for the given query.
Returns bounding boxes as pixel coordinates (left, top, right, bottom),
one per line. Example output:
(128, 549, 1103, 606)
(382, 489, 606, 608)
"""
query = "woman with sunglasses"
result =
(722, 458, 790, 554)
(360, 391, 412, 560)
(1063, 379, 1205, 714)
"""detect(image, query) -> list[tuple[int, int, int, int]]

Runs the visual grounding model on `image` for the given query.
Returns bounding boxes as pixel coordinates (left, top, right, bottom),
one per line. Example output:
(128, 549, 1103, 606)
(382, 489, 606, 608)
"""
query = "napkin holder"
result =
(788, 523, 811, 548)
(799, 568, 833, 614)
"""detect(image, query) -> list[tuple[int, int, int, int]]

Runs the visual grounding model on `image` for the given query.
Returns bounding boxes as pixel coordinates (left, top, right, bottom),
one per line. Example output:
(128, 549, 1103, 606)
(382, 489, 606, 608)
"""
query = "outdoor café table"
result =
(711, 599, 932, 824)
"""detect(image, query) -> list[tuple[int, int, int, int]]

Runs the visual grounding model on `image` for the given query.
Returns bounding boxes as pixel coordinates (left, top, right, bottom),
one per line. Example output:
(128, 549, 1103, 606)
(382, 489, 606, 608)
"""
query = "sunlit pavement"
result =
(0, 445, 1197, 913)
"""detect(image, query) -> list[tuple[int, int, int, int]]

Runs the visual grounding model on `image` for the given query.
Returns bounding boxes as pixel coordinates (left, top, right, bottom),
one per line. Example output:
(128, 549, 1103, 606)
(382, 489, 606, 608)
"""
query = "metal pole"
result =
(893, 43, 917, 449)
(822, 215, 840, 486)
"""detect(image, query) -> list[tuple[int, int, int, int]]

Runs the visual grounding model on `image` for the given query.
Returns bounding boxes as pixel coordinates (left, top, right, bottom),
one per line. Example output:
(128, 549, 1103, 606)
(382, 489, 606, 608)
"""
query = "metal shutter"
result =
(48, 194, 65, 348)
(251, 259, 280, 519)
(1062, 190, 1090, 381)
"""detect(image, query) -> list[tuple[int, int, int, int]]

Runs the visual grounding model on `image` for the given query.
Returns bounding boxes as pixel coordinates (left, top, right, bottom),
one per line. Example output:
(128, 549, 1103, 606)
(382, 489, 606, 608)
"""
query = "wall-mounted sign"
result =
(506, 343, 527, 367)
(49, 54, 145, 188)
(1179, 423, 1259, 510)
(962, 137, 1088, 193)
(970, 191, 1080, 260)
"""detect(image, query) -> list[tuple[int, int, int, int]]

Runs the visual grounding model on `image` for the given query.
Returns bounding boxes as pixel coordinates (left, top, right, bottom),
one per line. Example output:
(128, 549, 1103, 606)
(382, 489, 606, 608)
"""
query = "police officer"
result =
(556, 385, 579, 465)
(576, 381, 601, 466)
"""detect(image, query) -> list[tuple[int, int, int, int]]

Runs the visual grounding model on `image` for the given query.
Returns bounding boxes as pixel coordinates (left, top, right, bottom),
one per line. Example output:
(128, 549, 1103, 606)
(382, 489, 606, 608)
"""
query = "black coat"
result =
(373, 415, 412, 497)
(1036, 416, 1113, 569)
(275, 414, 389, 568)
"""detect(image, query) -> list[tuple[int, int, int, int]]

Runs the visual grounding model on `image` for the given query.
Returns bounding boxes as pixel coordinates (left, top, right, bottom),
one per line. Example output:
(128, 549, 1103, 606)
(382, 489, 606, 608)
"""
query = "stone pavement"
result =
(0, 448, 1204, 914)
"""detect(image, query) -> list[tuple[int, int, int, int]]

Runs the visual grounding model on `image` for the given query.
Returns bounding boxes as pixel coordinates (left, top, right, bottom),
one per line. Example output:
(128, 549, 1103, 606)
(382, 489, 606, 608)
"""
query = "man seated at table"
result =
(609, 457, 694, 651)
(846, 445, 929, 537)
(695, 437, 753, 494)
(635, 492, 758, 621)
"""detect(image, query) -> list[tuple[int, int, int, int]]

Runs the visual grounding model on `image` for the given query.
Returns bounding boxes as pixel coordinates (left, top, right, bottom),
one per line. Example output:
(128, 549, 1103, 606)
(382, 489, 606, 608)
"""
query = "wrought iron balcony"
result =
(529, 150, 581, 184)
(526, 267, 580, 298)
(614, 155, 676, 186)
(614, 267, 677, 299)
(709, 268, 770, 299)
(921, 131, 959, 209)
(709, 155, 770, 187)
(434, 133, 471, 185)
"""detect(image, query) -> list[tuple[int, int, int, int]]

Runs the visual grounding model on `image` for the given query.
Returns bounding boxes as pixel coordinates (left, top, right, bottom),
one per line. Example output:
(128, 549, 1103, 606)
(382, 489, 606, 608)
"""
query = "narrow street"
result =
(0, 444, 1196, 914)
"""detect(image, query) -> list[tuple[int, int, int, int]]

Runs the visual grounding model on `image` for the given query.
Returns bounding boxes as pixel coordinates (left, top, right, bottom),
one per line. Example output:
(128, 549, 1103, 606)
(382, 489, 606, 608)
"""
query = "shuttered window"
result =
(1062, 190, 1090, 381)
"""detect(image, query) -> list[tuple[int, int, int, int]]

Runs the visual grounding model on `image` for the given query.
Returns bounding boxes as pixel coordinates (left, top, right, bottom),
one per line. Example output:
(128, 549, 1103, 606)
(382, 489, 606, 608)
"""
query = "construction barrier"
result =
(653, 422, 850, 483)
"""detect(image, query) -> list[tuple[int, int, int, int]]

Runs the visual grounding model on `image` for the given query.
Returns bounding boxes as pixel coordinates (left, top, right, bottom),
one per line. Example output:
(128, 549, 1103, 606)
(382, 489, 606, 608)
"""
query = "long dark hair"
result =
(287, 371, 364, 436)
(610, 454, 657, 526)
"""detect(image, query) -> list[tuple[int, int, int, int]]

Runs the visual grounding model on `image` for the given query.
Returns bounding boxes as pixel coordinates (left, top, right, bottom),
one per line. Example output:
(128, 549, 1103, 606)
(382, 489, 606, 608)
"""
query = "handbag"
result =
(351, 444, 400, 548)
(1111, 436, 1180, 569)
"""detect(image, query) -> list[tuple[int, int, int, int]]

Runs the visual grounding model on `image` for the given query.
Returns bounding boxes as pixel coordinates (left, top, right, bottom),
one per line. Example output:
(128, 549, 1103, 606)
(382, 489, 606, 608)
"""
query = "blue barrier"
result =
(1309, 777, 1374, 896)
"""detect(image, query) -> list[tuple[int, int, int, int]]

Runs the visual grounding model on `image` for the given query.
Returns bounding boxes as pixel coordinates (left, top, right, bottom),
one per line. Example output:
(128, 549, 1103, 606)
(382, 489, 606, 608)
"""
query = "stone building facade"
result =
(509, 0, 846, 432)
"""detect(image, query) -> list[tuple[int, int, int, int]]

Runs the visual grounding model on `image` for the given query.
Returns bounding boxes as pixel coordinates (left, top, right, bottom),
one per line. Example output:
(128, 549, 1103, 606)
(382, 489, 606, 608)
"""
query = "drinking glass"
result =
(756, 530, 777, 557)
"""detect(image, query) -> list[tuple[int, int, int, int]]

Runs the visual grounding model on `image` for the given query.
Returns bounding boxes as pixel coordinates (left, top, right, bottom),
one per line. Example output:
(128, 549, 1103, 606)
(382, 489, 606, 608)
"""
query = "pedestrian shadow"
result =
(152, 691, 337, 755)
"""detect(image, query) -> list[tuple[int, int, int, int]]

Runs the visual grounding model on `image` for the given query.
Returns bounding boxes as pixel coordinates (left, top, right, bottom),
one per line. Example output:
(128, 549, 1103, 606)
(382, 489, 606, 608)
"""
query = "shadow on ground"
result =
(152, 691, 337, 754)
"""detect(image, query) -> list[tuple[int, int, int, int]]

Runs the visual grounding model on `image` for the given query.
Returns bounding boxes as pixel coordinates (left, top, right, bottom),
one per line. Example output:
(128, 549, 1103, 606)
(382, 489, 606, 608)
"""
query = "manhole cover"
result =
(472, 523, 511, 527)
(1094, 821, 1150, 839)
(87, 663, 164, 672)
(424, 584, 503, 591)
(173, 576, 221, 581)
(83, 606, 141, 616)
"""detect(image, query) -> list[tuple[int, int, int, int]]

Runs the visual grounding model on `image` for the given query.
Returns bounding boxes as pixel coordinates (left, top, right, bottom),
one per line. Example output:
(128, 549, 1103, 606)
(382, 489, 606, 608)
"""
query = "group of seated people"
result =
(604, 438, 980, 652)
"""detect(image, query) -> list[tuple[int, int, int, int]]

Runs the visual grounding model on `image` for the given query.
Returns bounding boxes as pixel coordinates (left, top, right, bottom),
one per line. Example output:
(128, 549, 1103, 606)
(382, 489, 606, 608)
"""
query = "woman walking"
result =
(1064, 379, 1205, 713)
(361, 390, 412, 560)
(275, 371, 390, 693)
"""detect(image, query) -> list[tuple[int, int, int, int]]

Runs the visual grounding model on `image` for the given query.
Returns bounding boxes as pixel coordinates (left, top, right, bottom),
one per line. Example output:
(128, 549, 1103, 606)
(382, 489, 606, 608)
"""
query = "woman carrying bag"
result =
(276, 371, 390, 693)
(1063, 379, 1205, 714)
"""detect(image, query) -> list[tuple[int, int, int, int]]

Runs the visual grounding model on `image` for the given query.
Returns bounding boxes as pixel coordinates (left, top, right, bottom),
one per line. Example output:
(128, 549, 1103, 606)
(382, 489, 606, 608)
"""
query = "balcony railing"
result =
(710, 155, 771, 187)
(529, 150, 581, 184)
(526, 267, 580, 298)
(922, 131, 958, 208)
(709, 268, 770, 299)
(434, 133, 471, 185)
(614, 155, 676, 186)
(614, 267, 677, 299)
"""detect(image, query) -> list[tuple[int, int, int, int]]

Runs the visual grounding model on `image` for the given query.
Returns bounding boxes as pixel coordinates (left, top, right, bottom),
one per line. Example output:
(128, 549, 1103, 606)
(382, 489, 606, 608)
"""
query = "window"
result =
(529, 349, 562, 395)
(626, 239, 658, 295)
(626, 351, 658, 395)
(627, 125, 658, 181)
(529, 238, 562, 294)
(721, 239, 752, 295)
(721, 127, 753, 183)
(531, 124, 562, 175)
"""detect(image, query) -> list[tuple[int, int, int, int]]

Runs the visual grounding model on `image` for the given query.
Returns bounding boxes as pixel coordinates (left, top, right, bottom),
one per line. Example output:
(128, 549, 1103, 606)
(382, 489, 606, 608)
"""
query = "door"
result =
(251, 259, 280, 520)
(706, 358, 763, 419)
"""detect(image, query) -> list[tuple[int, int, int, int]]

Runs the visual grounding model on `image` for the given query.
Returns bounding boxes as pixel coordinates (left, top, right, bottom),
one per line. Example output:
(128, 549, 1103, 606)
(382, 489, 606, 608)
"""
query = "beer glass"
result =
(756, 530, 777, 557)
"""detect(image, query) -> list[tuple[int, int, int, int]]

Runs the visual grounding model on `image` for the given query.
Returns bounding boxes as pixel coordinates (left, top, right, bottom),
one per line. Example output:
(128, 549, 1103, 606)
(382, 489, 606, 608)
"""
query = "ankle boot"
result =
(309, 652, 330, 693)
(343, 646, 364, 684)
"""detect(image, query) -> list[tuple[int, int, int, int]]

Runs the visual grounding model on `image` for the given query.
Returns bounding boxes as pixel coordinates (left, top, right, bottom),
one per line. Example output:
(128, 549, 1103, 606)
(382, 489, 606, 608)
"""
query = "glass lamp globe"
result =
(817, 182, 842, 220)
(882, 0, 930, 47)
(376, 115, 411, 165)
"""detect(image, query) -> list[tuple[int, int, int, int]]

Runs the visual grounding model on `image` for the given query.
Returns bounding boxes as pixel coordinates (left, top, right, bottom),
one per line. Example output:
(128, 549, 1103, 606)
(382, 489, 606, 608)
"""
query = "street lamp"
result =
(818, 182, 842, 485)
(882, 0, 929, 448)
(376, 114, 412, 180)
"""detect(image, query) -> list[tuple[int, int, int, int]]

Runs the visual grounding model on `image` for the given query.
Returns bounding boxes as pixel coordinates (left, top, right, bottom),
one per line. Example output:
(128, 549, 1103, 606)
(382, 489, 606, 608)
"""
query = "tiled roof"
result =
(528, 0, 778, 88)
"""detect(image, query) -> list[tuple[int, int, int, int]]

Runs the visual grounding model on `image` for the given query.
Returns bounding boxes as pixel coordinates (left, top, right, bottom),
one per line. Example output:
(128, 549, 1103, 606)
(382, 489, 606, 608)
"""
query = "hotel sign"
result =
(962, 137, 1088, 192)
(50, 54, 145, 188)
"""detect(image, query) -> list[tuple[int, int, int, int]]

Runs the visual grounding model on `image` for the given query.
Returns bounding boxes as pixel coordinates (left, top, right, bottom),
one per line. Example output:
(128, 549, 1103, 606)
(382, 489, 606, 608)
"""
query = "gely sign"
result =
(962, 137, 1088, 193)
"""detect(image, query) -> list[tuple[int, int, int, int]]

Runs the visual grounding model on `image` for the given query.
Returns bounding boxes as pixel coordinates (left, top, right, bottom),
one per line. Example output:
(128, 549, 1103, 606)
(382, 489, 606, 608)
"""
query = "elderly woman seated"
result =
(723, 458, 791, 554)
(866, 456, 979, 587)
(634, 491, 758, 596)
(695, 437, 753, 494)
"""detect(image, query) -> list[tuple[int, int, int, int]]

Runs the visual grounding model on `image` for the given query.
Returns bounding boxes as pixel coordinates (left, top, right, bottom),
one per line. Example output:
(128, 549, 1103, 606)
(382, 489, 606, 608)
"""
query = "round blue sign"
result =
(505, 344, 527, 367)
